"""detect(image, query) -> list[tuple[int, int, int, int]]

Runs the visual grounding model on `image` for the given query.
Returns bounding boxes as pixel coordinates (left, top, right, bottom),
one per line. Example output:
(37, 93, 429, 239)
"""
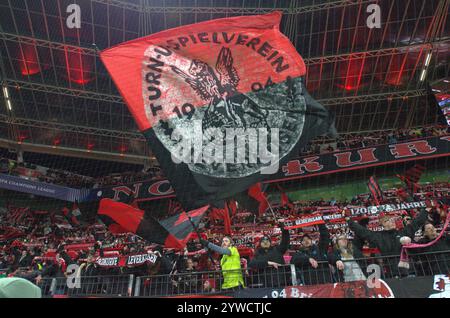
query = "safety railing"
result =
(135, 265, 294, 297)
(40, 275, 134, 298)
(37, 277, 57, 297)
(34, 250, 449, 298)
(296, 250, 450, 285)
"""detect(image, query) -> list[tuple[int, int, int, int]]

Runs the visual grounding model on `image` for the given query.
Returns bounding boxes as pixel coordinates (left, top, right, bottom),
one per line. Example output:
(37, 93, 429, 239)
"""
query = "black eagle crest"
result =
(171, 47, 268, 133)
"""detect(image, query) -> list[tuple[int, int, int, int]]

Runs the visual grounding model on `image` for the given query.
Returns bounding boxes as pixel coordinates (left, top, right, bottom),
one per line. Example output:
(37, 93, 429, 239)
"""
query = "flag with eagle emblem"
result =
(101, 12, 335, 210)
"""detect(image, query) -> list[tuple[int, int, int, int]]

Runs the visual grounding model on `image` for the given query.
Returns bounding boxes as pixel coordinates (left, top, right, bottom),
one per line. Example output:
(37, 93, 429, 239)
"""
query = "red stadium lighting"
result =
(344, 85, 355, 91)
(119, 144, 127, 153)
(384, 54, 409, 86)
(18, 43, 41, 76)
(337, 56, 366, 91)
(62, 47, 94, 85)
(87, 142, 94, 152)
(18, 134, 27, 144)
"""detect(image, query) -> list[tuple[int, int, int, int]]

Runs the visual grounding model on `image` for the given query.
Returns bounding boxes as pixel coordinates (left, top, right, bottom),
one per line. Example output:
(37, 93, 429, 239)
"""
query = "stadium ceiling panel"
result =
(0, 0, 448, 159)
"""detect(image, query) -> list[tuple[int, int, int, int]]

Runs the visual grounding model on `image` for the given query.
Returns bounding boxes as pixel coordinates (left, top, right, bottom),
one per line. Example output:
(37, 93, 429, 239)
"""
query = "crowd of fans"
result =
(0, 158, 95, 188)
(0, 158, 163, 189)
(92, 168, 164, 188)
(300, 124, 449, 156)
(0, 181, 448, 296)
(1, 125, 447, 190)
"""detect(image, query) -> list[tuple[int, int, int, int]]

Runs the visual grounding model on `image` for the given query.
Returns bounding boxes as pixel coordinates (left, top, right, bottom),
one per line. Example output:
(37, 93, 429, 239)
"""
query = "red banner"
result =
(282, 212, 325, 230)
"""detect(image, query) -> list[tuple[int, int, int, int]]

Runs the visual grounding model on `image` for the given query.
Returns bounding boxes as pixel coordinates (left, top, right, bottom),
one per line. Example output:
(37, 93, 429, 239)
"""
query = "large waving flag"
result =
(100, 12, 335, 210)
(98, 199, 208, 249)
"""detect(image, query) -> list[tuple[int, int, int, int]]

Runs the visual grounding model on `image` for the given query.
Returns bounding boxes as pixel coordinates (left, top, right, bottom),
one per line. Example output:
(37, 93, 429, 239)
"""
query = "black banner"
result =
(348, 201, 427, 217)
(276, 135, 450, 182)
(91, 179, 175, 202)
(90, 135, 450, 202)
(95, 252, 159, 268)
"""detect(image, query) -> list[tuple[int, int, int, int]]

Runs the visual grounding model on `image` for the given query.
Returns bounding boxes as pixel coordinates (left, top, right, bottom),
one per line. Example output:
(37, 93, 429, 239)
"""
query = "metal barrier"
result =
(346, 250, 449, 280)
(296, 250, 450, 285)
(39, 275, 134, 298)
(135, 265, 295, 297)
(37, 277, 57, 298)
(32, 250, 450, 297)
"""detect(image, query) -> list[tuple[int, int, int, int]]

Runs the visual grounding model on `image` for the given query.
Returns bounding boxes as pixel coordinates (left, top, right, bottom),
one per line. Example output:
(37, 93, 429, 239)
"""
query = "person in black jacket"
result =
(408, 220, 450, 276)
(248, 221, 290, 288)
(290, 224, 332, 285)
(146, 247, 174, 296)
(343, 205, 432, 278)
(344, 206, 431, 256)
(17, 250, 33, 268)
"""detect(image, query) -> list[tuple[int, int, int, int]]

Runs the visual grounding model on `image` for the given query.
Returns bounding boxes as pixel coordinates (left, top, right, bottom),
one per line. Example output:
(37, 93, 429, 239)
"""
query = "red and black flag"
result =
(234, 183, 269, 217)
(209, 203, 233, 235)
(397, 164, 426, 195)
(107, 223, 129, 235)
(367, 176, 383, 205)
(98, 199, 208, 249)
(277, 184, 294, 210)
(100, 12, 335, 211)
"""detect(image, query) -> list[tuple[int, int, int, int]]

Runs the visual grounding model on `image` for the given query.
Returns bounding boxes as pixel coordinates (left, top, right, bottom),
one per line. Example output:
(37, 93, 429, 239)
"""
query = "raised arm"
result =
(204, 242, 231, 256)
(400, 208, 428, 238)
(347, 220, 379, 246)
(277, 229, 290, 255)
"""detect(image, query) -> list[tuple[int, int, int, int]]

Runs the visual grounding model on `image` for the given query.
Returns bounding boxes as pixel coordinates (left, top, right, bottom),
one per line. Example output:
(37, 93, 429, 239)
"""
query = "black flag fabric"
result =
(98, 199, 209, 249)
(101, 12, 335, 211)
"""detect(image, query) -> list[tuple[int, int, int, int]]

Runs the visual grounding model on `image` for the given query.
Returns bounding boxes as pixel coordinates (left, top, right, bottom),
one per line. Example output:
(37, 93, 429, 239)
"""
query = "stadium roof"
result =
(0, 0, 448, 164)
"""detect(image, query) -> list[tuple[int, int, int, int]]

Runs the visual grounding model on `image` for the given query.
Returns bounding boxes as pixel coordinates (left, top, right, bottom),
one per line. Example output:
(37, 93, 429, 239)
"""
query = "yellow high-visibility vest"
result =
(220, 246, 244, 289)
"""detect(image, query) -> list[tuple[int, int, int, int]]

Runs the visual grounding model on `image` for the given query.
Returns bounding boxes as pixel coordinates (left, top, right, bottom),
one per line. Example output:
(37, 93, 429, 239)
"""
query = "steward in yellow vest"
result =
(201, 236, 244, 290)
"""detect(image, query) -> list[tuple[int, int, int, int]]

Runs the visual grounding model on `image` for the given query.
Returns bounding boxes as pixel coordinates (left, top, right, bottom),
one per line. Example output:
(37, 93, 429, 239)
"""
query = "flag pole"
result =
(187, 213, 217, 266)
(263, 195, 278, 221)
